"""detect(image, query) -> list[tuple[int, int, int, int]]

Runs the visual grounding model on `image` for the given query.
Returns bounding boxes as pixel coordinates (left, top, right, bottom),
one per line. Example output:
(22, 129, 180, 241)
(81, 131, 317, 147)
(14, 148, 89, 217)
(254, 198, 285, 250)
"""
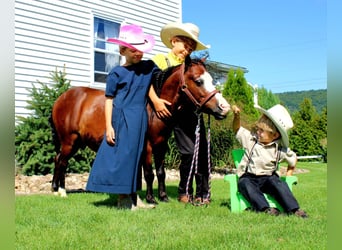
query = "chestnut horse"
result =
(51, 58, 230, 201)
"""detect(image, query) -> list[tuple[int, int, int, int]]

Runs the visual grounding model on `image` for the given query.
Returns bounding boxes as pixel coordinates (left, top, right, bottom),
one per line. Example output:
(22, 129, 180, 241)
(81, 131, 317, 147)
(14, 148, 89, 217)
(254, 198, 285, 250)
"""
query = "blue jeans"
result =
(238, 173, 300, 212)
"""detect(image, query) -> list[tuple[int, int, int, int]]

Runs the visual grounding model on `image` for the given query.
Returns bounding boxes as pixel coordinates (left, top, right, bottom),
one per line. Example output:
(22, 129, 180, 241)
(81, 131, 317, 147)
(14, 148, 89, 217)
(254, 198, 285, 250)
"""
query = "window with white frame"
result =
(94, 17, 121, 85)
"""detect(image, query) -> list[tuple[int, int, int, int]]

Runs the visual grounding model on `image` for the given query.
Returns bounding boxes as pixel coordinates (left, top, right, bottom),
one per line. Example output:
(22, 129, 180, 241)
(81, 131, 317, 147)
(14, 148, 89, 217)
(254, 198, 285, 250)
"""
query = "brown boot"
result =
(178, 194, 192, 203)
(193, 197, 203, 206)
(264, 207, 280, 216)
(193, 197, 210, 206)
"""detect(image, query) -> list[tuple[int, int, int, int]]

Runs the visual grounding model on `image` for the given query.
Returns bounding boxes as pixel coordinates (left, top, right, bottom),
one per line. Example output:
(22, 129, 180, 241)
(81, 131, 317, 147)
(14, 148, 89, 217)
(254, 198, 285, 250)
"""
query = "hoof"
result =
(158, 191, 169, 202)
(51, 185, 58, 192)
(52, 189, 67, 197)
(158, 195, 169, 202)
(51, 186, 59, 196)
(58, 187, 67, 197)
(146, 194, 158, 204)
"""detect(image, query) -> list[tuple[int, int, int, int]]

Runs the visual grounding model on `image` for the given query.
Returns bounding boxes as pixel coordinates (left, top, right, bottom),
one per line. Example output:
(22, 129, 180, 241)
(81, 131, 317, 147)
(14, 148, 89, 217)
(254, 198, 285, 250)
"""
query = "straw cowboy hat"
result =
(160, 22, 210, 51)
(107, 24, 155, 52)
(255, 104, 294, 147)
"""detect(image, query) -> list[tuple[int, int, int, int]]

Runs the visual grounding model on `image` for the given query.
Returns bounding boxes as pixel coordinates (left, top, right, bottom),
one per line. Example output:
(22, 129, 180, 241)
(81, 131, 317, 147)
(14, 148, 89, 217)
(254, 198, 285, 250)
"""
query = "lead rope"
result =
(205, 114, 212, 201)
(185, 113, 212, 204)
(185, 113, 202, 201)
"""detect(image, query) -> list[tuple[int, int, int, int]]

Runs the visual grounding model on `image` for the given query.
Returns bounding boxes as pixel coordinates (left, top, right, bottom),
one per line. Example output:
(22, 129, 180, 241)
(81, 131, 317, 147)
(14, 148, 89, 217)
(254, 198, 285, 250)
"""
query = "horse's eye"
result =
(194, 79, 202, 86)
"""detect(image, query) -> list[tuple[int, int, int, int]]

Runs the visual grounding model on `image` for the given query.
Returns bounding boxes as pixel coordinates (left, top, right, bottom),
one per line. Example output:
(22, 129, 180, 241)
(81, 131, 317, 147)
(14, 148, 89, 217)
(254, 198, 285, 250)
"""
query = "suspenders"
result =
(164, 56, 171, 68)
(245, 141, 282, 174)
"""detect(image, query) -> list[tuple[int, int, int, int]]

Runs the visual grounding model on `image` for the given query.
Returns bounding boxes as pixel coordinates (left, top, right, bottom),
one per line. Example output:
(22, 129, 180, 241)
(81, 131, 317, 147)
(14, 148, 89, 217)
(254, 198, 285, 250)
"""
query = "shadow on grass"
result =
(92, 194, 117, 208)
(90, 185, 179, 208)
(66, 189, 88, 194)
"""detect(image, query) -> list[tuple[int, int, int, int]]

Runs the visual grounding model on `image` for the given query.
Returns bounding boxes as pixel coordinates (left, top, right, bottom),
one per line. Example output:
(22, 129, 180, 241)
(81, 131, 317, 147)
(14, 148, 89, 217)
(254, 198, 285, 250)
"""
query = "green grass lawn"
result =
(15, 162, 327, 249)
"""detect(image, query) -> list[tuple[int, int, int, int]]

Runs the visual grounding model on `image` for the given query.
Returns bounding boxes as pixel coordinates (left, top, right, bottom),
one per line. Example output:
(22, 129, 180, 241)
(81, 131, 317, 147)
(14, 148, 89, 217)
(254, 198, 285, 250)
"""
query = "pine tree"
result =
(257, 86, 280, 109)
(317, 107, 327, 161)
(290, 98, 325, 159)
(15, 67, 95, 175)
(222, 69, 257, 117)
(15, 68, 71, 174)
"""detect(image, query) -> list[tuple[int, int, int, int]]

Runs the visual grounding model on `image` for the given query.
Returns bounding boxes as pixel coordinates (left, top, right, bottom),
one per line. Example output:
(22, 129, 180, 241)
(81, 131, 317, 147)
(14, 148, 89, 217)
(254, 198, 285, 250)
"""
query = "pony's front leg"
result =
(143, 144, 157, 204)
(154, 142, 169, 202)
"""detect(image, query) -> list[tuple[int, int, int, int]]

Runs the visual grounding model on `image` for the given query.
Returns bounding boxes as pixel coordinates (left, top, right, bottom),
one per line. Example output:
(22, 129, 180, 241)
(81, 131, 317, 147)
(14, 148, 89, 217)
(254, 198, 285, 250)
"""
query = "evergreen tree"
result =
(222, 69, 257, 117)
(315, 106, 327, 161)
(222, 69, 234, 98)
(15, 68, 71, 174)
(257, 86, 280, 109)
(290, 98, 325, 159)
(15, 67, 95, 175)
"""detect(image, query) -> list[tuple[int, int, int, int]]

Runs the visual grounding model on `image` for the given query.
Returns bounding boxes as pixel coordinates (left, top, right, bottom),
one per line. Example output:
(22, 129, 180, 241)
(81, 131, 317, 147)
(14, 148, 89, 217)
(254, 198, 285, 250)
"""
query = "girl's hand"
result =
(106, 127, 116, 145)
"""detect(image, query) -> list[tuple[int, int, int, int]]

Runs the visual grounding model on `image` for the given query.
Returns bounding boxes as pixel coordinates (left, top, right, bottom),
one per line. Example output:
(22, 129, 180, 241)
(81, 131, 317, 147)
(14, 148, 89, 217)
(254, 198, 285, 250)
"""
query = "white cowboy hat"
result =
(107, 24, 155, 53)
(255, 104, 294, 147)
(160, 22, 210, 51)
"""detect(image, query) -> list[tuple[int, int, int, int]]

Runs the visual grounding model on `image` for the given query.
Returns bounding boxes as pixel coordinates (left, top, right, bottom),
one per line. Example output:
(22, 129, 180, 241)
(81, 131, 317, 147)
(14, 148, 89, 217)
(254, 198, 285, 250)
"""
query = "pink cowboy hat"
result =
(107, 24, 155, 52)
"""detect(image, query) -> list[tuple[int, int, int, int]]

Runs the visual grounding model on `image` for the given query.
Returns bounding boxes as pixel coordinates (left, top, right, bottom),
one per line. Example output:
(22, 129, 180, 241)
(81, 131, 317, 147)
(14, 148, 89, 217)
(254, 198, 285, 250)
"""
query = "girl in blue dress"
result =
(87, 24, 167, 210)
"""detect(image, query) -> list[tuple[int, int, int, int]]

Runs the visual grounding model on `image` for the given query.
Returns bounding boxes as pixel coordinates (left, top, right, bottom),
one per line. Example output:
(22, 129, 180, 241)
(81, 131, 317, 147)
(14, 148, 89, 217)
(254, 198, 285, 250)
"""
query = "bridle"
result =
(179, 63, 219, 113)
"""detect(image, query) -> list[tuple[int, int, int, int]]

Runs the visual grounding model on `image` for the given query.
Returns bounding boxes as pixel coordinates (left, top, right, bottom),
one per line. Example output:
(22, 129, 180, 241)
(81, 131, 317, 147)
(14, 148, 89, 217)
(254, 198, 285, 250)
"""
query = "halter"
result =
(179, 63, 219, 113)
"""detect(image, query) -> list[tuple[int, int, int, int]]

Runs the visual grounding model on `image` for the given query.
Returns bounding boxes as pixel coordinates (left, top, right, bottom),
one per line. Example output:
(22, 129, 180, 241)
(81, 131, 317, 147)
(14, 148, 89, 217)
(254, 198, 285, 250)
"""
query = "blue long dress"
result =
(86, 60, 158, 194)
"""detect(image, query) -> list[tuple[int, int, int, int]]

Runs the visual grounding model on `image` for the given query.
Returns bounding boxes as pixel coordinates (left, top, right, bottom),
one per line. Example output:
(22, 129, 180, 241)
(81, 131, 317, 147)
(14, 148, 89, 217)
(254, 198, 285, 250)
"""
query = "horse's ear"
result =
(185, 55, 192, 65)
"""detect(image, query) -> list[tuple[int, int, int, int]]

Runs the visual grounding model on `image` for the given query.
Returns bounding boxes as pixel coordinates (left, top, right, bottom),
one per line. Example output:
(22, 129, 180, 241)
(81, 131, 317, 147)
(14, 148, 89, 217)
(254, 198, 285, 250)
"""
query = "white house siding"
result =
(15, 0, 182, 120)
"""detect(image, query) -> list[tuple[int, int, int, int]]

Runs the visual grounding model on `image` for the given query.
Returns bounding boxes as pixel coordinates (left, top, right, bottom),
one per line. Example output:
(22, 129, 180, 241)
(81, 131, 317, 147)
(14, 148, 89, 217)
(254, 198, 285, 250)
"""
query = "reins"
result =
(185, 113, 212, 203)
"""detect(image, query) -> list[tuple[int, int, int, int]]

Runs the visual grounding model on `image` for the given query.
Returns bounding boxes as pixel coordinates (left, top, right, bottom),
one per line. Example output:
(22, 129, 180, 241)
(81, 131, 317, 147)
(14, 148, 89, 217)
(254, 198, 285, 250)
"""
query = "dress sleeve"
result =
(105, 69, 120, 97)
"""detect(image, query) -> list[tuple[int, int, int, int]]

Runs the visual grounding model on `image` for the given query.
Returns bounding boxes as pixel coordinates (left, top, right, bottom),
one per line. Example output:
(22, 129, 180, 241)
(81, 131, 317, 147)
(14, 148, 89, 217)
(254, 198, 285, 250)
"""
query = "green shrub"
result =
(208, 118, 236, 170)
(15, 67, 94, 175)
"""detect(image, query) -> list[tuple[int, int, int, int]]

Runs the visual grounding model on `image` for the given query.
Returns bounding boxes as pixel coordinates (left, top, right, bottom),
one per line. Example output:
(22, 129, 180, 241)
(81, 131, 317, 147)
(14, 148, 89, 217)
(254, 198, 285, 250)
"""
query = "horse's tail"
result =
(49, 114, 60, 154)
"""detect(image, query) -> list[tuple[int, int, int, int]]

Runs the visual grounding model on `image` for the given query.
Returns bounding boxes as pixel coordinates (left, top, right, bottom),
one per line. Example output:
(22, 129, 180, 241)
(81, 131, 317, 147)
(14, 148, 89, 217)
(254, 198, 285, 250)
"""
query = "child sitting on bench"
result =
(232, 104, 307, 218)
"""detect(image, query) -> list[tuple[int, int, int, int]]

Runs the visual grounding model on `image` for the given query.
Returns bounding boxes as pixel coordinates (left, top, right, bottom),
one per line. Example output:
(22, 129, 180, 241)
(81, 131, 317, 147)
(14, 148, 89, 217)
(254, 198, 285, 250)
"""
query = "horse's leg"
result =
(143, 142, 158, 204)
(153, 142, 169, 202)
(51, 134, 79, 197)
(51, 154, 61, 192)
(51, 153, 69, 197)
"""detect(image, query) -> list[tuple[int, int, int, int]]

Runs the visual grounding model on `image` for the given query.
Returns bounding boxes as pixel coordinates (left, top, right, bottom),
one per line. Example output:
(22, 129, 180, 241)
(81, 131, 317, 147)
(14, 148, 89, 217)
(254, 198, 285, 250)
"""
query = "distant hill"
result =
(276, 89, 327, 114)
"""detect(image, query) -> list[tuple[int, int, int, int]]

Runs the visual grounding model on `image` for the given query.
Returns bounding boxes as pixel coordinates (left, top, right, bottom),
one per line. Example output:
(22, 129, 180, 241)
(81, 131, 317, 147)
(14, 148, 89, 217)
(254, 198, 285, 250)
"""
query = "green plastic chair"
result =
(224, 148, 298, 213)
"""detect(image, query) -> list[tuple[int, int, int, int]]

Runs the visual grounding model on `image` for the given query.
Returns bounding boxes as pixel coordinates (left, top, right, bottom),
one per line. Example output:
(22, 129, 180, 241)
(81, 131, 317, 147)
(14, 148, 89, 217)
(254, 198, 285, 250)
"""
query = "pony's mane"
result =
(152, 57, 206, 96)
(152, 68, 175, 95)
(185, 56, 206, 71)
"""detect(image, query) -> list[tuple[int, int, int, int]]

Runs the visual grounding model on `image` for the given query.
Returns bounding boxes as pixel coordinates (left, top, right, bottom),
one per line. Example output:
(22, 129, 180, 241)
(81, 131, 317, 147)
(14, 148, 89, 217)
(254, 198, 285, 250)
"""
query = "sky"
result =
(182, 0, 327, 93)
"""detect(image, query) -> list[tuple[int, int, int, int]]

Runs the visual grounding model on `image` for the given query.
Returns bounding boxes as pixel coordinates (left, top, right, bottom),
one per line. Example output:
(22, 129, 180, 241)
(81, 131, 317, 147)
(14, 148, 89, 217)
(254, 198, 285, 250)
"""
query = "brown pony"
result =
(51, 58, 230, 200)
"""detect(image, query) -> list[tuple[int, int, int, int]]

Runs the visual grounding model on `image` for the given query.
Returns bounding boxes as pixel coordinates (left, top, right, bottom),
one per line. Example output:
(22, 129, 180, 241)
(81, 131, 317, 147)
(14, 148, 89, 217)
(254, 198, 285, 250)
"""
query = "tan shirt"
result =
(236, 127, 297, 177)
